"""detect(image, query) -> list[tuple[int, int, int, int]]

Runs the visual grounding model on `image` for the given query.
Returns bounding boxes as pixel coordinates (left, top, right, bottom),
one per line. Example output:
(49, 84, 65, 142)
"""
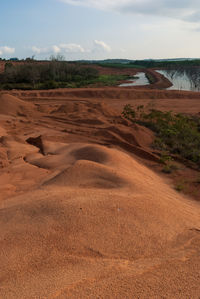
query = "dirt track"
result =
(0, 89, 200, 298)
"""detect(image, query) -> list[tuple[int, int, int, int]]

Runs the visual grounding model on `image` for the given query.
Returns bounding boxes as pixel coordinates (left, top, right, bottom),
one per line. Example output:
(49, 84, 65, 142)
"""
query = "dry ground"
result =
(0, 87, 200, 298)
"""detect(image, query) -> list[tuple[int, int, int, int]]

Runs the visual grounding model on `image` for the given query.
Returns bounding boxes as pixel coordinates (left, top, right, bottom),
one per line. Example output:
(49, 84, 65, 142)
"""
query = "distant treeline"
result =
(97, 62, 144, 69)
(97, 59, 200, 69)
(0, 62, 99, 89)
(131, 59, 200, 68)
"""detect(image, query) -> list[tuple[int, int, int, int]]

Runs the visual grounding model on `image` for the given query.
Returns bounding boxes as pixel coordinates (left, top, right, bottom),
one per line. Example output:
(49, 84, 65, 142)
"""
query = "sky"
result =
(1, 0, 200, 60)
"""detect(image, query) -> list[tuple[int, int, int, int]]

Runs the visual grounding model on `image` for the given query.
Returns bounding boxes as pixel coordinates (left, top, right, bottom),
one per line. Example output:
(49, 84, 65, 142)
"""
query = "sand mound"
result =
(39, 98, 156, 163)
(90, 102, 119, 118)
(45, 159, 128, 189)
(1, 143, 200, 298)
(1, 88, 200, 298)
(52, 101, 119, 119)
(25, 143, 116, 172)
(0, 93, 34, 116)
(0, 125, 7, 137)
(70, 145, 109, 163)
(52, 102, 87, 114)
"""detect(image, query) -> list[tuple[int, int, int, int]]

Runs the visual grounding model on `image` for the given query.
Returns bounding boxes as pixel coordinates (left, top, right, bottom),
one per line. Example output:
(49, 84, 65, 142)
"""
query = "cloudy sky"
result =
(1, 0, 200, 60)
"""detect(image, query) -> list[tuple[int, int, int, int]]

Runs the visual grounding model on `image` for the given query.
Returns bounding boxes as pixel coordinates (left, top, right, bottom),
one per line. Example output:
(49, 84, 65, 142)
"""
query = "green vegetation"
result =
(87, 74, 130, 86)
(162, 164, 173, 174)
(159, 152, 173, 164)
(130, 59, 200, 68)
(162, 163, 179, 174)
(0, 62, 131, 90)
(175, 180, 186, 192)
(122, 104, 200, 167)
(98, 62, 144, 69)
(158, 152, 179, 173)
(0, 62, 99, 89)
(96, 59, 200, 69)
(145, 72, 156, 84)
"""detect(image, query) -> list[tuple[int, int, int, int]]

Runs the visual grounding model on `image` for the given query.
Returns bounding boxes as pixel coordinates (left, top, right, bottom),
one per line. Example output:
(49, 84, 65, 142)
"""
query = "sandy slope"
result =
(0, 92, 200, 298)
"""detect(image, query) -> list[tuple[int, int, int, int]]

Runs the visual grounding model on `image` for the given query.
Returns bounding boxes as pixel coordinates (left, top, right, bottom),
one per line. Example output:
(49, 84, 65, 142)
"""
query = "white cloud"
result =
(59, 0, 200, 23)
(31, 46, 47, 54)
(32, 43, 85, 55)
(0, 46, 15, 56)
(52, 45, 61, 54)
(94, 40, 111, 52)
(31, 41, 111, 57)
(59, 43, 85, 53)
(32, 45, 60, 54)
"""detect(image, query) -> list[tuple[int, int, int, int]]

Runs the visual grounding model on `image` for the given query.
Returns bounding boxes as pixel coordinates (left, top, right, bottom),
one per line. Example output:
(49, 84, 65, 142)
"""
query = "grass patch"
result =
(87, 74, 131, 86)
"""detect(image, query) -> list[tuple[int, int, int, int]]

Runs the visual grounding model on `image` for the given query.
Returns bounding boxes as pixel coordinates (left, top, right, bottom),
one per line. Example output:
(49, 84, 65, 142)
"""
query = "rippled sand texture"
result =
(0, 92, 200, 298)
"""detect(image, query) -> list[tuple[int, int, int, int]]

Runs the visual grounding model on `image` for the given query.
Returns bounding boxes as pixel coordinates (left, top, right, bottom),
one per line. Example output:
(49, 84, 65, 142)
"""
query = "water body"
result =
(119, 72, 149, 87)
(157, 69, 200, 92)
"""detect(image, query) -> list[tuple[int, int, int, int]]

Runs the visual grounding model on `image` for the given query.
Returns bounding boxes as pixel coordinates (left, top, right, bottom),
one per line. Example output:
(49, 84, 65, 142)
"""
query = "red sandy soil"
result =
(0, 89, 200, 298)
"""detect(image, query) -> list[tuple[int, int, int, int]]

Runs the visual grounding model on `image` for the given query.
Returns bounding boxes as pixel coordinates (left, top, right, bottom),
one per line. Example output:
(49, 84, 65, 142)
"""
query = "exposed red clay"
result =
(0, 87, 200, 298)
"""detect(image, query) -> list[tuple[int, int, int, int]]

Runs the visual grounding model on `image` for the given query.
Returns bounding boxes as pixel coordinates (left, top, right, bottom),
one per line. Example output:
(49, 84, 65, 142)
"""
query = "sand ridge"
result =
(0, 92, 200, 298)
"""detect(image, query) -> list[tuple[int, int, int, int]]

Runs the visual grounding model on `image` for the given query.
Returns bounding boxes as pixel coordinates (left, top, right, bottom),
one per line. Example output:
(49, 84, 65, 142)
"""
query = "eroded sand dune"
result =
(0, 92, 200, 298)
(0, 93, 35, 116)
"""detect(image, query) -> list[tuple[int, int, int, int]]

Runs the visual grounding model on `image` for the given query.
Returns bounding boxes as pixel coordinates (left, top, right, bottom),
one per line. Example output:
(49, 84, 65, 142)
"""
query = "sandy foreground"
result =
(0, 89, 200, 298)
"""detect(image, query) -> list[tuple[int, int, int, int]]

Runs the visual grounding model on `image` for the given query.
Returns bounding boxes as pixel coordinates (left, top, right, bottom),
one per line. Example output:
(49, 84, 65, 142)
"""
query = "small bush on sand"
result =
(175, 181, 186, 192)
(122, 104, 200, 168)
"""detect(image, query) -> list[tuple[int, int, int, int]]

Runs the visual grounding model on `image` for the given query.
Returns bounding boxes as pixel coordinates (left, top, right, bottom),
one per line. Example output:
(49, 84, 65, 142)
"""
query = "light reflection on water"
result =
(119, 72, 149, 87)
(157, 69, 200, 92)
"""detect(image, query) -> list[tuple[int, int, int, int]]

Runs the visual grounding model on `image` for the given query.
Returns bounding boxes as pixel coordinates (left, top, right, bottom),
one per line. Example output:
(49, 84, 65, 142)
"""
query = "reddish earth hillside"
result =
(0, 90, 200, 298)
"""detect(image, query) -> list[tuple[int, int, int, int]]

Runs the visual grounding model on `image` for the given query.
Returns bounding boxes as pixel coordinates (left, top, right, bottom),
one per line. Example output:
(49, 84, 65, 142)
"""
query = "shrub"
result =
(162, 163, 178, 174)
(0, 62, 99, 89)
(43, 80, 58, 89)
(122, 104, 200, 167)
(122, 104, 136, 120)
(175, 181, 185, 192)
